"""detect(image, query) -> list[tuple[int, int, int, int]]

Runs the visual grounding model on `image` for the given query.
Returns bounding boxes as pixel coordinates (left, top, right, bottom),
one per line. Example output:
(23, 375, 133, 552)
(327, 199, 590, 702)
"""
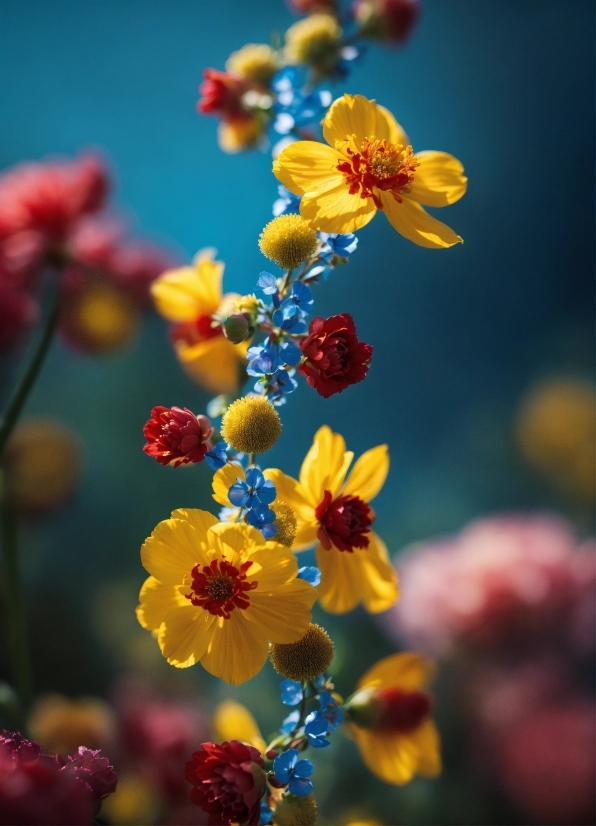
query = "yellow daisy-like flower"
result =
(258, 425, 398, 614)
(347, 652, 441, 785)
(273, 93, 467, 248)
(150, 249, 248, 395)
(136, 509, 317, 685)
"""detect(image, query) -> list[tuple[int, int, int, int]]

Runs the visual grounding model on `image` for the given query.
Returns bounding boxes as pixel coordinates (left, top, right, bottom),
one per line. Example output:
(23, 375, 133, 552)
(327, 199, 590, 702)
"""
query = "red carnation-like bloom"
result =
(353, 0, 420, 44)
(143, 406, 213, 467)
(316, 489, 374, 552)
(299, 313, 373, 398)
(197, 70, 248, 118)
(185, 740, 265, 826)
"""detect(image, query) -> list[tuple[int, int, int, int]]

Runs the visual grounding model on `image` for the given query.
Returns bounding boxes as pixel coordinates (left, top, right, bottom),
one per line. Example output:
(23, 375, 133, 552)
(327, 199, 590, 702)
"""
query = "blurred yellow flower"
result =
(214, 699, 267, 753)
(136, 510, 317, 685)
(273, 94, 466, 247)
(101, 774, 161, 826)
(151, 249, 248, 394)
(29, 694, 114, 757)
(61, 279, 140, 354)
(516, 378, 595, 503)
(347, 652, 441, 785)
(264, 426, 399, 614)
(284, 13, 343, 73)
(218, 115, 266, 154)
(226, 43, 280, 88)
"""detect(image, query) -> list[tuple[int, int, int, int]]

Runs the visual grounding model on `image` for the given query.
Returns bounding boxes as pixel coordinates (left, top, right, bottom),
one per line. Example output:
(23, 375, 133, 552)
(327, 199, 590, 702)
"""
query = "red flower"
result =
(287, 0, 337, 12)
(375, 687, 433, 732)
(197, 70, 248, 118)
(315, 489, 374, 552)
(143, 406, 213, 467)
(354, 0, 420, 44)
(299, 313, 373, 398)
(185, 740, 265, 826)
(58, 748, 118, 818)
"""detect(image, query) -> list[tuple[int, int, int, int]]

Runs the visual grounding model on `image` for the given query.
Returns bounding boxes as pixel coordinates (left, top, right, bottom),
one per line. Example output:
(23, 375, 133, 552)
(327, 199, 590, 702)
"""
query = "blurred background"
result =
(0, 1, 594, 824)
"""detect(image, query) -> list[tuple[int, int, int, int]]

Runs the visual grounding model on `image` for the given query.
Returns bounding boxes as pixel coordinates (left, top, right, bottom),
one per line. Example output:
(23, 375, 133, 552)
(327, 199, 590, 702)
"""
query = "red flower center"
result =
(171, 314, 223, 348)
(185, 558, 257, 619)
(337, 138, 420, 209)
(315, 489, 374, 553)
(377, 687, 433, 733)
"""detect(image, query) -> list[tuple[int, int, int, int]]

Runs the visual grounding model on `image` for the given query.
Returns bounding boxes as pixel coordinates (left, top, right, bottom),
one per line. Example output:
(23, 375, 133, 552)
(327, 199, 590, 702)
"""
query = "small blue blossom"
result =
(272, 68, 332, 138)
(303, 263, 331, 283)
(272, 308, 307, 334)
(318, 691, 344, 731)
(273, 185, 300, 217)
(297, 566, 321, 586)
(228, 467, 276, 509)
(273, 749, 314, 796)
(280, 709, 300, 734)
(256, 369, 298, 405)
(246, 503, 277, 538)
(318, 232, 358, 263)
(257, 272, 278, 295)
(304, 712, 330, 748)
(278, 282, 314, 316)
(204, 441, 228, 471)
(247, 338, 302, 376)
(260, 801, 273, 825)
(280, 679, 303, 706)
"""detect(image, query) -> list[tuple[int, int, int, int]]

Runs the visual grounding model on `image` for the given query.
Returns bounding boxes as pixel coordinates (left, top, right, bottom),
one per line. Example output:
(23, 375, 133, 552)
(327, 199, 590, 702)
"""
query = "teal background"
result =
(0, 1, 593, 823)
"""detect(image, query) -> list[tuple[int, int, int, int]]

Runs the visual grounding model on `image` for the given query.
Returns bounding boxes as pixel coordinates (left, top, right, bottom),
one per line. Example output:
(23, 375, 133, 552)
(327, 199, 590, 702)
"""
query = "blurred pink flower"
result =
(500, 701, 595, 824)
(383, 514, 595, 656)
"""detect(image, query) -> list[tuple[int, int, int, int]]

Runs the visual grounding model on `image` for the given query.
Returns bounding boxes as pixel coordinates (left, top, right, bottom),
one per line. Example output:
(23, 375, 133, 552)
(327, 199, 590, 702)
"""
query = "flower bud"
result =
(226, 44, 280, 89)
(221, 396, 281, 455)
(344, 685, 432, 733)
(275, 793, 318, 825)
(223, 313, 253, 344)
(270, 501, 298, 547)
(270, 624, 334, 682)
(284, 14, 343, 73)
(259, 215, 318, 271)
(353, 0, 420, 45)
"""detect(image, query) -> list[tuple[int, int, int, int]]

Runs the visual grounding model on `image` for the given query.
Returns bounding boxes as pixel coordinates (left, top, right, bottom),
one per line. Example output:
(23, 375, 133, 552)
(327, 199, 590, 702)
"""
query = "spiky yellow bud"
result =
(270, 624, 334, 682)
(226, 43, 280, 88)
(284, 14, 342, 72)
(275, 794, 318, 826)
(259, 215, 318, 271)
(271, 501, 298, 547)
(221, 397, 281, 455)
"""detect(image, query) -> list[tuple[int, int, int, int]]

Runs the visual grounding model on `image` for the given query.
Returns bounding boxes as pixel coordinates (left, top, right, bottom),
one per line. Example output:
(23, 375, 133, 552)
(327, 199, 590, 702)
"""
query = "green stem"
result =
(0, 289, 60, 459)
(1, 500, 32, 730)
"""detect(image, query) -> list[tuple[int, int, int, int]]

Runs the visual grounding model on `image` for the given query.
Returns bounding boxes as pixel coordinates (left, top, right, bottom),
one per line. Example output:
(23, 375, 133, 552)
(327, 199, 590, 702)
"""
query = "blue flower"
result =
(260, 801, 273, 825)
(304, 712, 330, 748)
(228, 467, 276, 509)
(280, 679, 303, 706)
(246, 503, 277, 538)
(273, 749, 314, 796)
(273, 185, 300, 217)
(279, 282, 314, 316)
(297, 566, 321, 586)
(303, 262, 331, 283)
(257, 271, 279, 295)
(280, 709, 300, 734)
(272, 68, 332, 137)
(272, 308, 307, 334)
(247, 338, 302, 377)
(204, 441, 228, 471)
(318, 232, 358, 263)
(257, 369, 298, 404)
(318, 691, 343, 731)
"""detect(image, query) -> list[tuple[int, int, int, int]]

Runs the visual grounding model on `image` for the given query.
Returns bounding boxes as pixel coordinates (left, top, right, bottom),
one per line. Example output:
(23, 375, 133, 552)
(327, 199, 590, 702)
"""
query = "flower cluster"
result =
(0, 730, 117, 824)
(0, 153, 176, 355)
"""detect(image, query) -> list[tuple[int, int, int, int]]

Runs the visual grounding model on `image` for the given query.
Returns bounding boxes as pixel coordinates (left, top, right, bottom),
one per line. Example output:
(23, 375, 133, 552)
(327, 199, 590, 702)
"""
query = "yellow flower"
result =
(262, 425, 399, 614)
(218, 115, 266, 154)
(136, 509, 317, 685)
(284, 14, 343, 74)
(214, 699, 267, 753)
(273, 93, 466, 248)
(347, 652, 441, 785)
(29, 694, 114, 757)
(226, 43, 280, 89)
(150, 249, 248, 394)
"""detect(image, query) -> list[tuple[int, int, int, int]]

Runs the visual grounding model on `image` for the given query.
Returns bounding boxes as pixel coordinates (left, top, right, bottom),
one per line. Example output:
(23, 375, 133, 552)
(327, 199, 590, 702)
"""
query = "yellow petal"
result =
(358, 652, 436, 691)
(380, 191, 463, 249)
(407, 720, 442, 778)
(140, 509, 219, 585)
(136, 576, 187, 631)
(273, 141, 344, 196)
(157, 605, 215, 668)
(263, 469, 318, 549)
(209, 521, 264, 562)
(409, 151, 467, 207)
(176, 336, 246, 395)
(343, 444, 389, 502)
(323, 94, 408, 150)
(359, 531, 400, 614)
(244, 544, 299, 590)
(151, 256, 224, 322)
(299, 426, 351, 505)
(300, 177, 377, 234)
(247, 579, 315, 644)
(351, 727, 420, 786)
(200, 613, 269, 685)
(214, 701, 266, 753)
(212, 463, 245, 507)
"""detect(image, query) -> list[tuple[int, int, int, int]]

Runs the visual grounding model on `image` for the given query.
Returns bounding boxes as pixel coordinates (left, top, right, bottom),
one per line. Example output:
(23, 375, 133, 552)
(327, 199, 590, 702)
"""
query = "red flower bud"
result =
(143, 406, 213, 467)
(299, 313, 372, 398)
(197, 69, 248, 119)
(354, 0, 420, 45)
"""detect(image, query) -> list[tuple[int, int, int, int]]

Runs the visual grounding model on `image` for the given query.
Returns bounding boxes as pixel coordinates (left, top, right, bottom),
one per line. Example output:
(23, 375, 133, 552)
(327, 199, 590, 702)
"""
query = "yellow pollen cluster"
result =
(221, 396, 281, 455)
(206, 577, 234, 601)
(226, 43, 280, 89)
(259, 215, 318, 271)
(269, 623, 334, 682)
(275, 795, 318, 826)
(271, 501, 298, 547)
(284, 14, 343, 72)
(368, 139, 403, 178)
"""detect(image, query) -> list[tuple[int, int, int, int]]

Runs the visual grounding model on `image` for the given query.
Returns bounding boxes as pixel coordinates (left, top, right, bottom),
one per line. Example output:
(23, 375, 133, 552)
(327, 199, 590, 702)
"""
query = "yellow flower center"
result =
(337, 137, 420, 209)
